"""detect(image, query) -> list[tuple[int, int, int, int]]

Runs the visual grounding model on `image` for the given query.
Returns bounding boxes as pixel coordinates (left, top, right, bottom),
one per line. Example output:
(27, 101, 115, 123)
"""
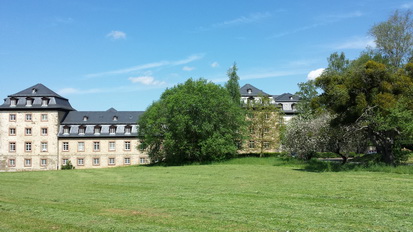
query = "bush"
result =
(61, 160, 75, 170)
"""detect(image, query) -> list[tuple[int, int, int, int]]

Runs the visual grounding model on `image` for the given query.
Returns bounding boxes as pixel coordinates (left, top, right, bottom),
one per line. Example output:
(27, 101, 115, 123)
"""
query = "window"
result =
(41, 114, 48, 121)
(83, 116, 88, 121)
(62, 159, 68, 165)
(93, 158, 100, 166)
(25, 128, 32, 136)
(63, 126, 70, 134)
(113, 116, 118, 121)
(109, 126, 116, 134)
(247, 88, 252, 94)
(9, 128, 16, 136)
(94, 126, 101, 134)
(124, 158, 131, 165)
(78, 142, 85, 152)
(140, 158, 147, 164)
(63, 142, 69, 151)
(109, 158, 115, 165)
(9, 159, 16, 167)
(77, 158, 84, 166)
(125, 126, 131, 134)
(41, 128, 48, 136)
(109, 141, 116, 151)
(41, 98, 49, 106)
(9, 142, 16, 152)
(10, 98, 17, 107)
(26, 98, 33, 106)
(78, 126, 85, 135)
(93, 142, 100, 151)
(25, 114, 32, 121)
(25, 142, 32, 152)
(24, 159, 32, 167)
(41, 159, 47, 166)
(264, 142, 270, 150)
(124, 141, 131, 151)
(9, 114, 16, 121)
(41, 142, 48, 152)
(249, 141, 255, 149)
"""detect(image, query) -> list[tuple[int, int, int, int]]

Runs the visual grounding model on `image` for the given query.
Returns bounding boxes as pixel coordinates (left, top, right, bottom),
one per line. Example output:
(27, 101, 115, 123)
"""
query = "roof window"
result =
(83, 116, 88, 121)
(247, 88, 252, 94)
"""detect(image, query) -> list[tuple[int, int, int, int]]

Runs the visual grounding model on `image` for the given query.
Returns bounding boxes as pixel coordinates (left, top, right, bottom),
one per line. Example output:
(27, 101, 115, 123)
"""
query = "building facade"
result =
(0, 83, 298, 172)
(0, 84, 148, 172)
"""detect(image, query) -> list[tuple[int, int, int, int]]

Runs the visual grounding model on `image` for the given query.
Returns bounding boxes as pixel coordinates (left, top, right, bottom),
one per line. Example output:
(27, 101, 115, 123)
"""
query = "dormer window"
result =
(289, 96, 293, 100)
(83, 116, 88, 121)
(10, 98, 17, 107)
(125, 126, 131, 134)
(94, 126, 101, 134)
(78, 126, 85, 135)
(63, 126, 70, 134)
(32, 88, 37, 94)
(247, 89, 252, 94)
(113, 116, 118, 121)
(26, 98, 33, 107)
(41, 98, 49, 106)
(109, 126, 116, 134)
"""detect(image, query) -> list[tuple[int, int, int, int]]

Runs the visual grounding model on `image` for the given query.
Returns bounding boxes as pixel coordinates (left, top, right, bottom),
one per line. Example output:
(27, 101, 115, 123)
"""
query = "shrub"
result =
(61, 160, 75, 170)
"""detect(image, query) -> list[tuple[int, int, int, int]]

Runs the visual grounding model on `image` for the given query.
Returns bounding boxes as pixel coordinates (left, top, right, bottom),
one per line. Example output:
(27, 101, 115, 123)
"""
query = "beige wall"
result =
(0, 110, 60, 171)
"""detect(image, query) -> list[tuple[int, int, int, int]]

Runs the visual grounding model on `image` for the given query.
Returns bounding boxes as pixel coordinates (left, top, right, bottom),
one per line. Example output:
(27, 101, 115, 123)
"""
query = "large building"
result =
(0, 84, 149, 172)
(0, 83, 298, 172)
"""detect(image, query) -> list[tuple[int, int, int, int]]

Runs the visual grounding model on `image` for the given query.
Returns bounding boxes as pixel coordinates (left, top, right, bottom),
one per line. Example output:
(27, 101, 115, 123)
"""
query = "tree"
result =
(225, 63, 241, 105)
(137, 78, 245, 165)
(295, 80, 319, 119)
(315, 55, 413, 164)
(370, 10, 413, 68)
(245, 94, 282, 156)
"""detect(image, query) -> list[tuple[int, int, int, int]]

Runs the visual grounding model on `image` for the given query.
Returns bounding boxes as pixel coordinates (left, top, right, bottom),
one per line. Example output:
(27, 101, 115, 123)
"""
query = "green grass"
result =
(0, 157, 412, 231)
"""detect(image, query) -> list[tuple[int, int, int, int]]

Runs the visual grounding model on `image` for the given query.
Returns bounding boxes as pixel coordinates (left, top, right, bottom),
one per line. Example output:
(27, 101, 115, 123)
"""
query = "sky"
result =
(1, 0, 412, 111)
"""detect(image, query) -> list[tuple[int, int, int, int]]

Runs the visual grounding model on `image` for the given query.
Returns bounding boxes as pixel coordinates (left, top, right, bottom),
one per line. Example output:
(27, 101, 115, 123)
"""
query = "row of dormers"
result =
(7, 97, 51, 107)
(58, 124, 136, 137)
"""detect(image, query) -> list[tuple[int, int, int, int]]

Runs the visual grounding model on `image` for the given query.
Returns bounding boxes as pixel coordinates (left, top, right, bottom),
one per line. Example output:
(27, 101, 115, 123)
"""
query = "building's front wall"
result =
(58, 137, 148, 169)
(0, 110, 61, 171)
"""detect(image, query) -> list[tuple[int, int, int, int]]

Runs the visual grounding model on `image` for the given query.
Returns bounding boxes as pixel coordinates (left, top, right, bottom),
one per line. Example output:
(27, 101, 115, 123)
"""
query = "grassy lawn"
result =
(0, 157, 412, 231)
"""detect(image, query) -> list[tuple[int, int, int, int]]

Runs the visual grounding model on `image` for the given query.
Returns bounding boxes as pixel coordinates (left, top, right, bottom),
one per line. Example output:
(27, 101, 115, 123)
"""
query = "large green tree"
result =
(370, 10, 413, 68)
(225, 63, 241, 105)
(137, 78, 245, 165)
(315, 56, 413, 164)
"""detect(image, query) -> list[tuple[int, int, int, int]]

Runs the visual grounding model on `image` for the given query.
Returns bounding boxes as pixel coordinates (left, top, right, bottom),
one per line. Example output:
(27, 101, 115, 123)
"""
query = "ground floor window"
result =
(40, 159, 47, 166)
(24, 159, 32, 167)
(263, 142, 270, 149)
(9, 159, 16, 167)
(124, 157, 131, 165)
(62, 159, 68, 165)
(77, 158, 84, 166)
(109, 158, 115, 165)
(93, 158, 100, 166)
(140, 158, 147, 164)
(249, 141, 255, 149)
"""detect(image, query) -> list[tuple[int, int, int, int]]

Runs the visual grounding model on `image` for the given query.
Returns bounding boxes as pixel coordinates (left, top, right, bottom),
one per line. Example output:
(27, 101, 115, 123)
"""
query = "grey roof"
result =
(273, 93, 300, 102)
(61, 108, 144, 125)
(0, 83, 75, 111)
(9, 83, 67, 99)
(240, 84, 270, 97)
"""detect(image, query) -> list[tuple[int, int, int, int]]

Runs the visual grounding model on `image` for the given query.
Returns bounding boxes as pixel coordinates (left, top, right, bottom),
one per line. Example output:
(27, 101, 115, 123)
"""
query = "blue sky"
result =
(1, 0, 412, 111)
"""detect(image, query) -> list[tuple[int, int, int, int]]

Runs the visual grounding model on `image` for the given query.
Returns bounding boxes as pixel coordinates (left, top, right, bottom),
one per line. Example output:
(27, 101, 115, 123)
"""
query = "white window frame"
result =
(78, 142, 85, 152)
(124, 141, 131, 151)
(63, 142, 69, 151)
(93, 142, 100, 151)
(41, 142, 48, 152)
(25, 142, 32, 152)
(109, 141, 116, 151)
(108, 158, 115, 165)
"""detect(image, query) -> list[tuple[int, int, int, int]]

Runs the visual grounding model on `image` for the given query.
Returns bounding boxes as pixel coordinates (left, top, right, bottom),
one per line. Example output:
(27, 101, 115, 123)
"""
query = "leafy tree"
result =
(225, 63, 241, 105)
(137, 78, 245, 165)
(315, 55, 413, 165)
(370, 10, 413, 68)
(245, 94, 282, 156)
(295, 80, 319, 119)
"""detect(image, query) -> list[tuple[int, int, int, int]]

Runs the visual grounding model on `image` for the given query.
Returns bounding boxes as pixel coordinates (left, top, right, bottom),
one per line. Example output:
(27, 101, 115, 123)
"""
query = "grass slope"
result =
(0, 157, 412, 231)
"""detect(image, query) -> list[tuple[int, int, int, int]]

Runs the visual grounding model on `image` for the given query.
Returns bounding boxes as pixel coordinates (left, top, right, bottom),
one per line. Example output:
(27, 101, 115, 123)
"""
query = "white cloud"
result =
(106, 30, 126, 40)
(334, 36, 375, 50)
(401, 2, 413, 9)
(128, 76, 166, 86)
(85, 54, 204, 78)
(182, 66, 195, 71)
(211, 62, 219, 68)
(307, 68, 325, 80)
